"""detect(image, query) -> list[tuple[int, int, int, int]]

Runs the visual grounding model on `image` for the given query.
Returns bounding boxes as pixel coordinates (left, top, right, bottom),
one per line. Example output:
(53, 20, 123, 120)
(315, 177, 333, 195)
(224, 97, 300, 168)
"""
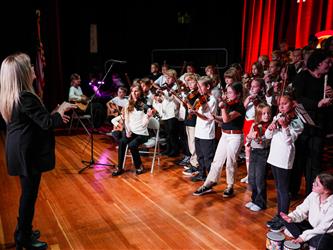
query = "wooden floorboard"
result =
(0, 129, 329, 250)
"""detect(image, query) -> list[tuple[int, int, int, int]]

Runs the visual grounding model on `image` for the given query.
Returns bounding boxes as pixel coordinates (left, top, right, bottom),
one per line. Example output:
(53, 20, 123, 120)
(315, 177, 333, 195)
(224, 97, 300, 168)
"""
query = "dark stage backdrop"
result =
(1, 0, 243, 110)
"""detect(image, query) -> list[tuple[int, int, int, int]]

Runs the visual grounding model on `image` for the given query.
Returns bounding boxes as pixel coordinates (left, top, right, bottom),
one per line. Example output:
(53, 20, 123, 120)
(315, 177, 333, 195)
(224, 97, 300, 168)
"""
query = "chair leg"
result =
(122, 145, 128, 170)
(151, 131, 160, 174)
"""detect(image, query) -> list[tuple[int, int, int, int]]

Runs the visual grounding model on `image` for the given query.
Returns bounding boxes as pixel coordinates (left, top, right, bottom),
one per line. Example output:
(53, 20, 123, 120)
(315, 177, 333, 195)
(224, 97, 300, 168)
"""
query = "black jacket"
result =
(5, 91, 63, 176)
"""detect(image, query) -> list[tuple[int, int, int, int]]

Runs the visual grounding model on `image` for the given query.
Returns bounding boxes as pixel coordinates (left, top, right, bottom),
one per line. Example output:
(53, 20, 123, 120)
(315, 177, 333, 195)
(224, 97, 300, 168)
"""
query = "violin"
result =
(152, 83, 170, 96)
(187, 90, 199, 101)
(252, 121, 270, 144)
(177, 80, 190, 93)
(226, 99, 240, 106)
(272, 110, 296, 129)
(250, 94, 265, 106)
(219, 97, 240, 109)
(193, 94, 209, 111)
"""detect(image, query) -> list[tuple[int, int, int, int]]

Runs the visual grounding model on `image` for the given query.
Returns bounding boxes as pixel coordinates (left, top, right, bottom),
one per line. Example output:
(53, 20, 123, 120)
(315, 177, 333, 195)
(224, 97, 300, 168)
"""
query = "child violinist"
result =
(182, 73, 200, 176)
(188, 76, 217, 182)
(152, 69, 180, 157)
(245, 103, 271, 211)
(193, 82, 244, 197)
(265, 92, 304, 231)
(111, 83, 154, 176)
(241, 78, 267, 183)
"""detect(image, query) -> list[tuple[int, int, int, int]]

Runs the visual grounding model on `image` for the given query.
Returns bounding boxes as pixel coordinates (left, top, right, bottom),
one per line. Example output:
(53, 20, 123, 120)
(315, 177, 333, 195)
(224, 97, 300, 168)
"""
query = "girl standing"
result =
(241, 78, 266, 183)
(193, 82, 245, 197)
(245, 103, 271, 211)
(265, 94, 304, 231)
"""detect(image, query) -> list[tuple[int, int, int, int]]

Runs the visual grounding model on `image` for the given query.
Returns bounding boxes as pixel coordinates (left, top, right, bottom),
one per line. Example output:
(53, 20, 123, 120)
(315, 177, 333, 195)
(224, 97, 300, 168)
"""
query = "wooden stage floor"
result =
(0, 128, 325, 250)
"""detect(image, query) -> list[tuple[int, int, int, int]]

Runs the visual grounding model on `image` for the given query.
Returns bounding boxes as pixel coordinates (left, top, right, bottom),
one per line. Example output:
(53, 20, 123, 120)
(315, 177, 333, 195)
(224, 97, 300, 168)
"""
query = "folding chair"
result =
(122, 117, 161, 173)
(68, 110, 91, 135)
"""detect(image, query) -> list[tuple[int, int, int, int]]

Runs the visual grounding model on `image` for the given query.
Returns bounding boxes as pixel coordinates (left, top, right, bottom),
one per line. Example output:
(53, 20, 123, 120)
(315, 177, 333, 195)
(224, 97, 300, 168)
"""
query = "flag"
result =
(35, 10, 46, 98)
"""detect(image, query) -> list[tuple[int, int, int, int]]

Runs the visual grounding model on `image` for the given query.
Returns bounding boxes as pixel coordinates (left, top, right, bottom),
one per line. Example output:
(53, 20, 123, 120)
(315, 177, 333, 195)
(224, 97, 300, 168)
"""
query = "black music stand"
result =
(78, 61, 117, 173)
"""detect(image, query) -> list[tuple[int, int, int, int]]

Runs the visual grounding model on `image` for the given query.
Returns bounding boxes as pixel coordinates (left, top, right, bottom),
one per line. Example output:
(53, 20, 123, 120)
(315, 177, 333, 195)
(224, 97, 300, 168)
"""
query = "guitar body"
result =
(107, 101, 122, 117)
(69, 95, 89, 112)
(75, 102, 89, 112)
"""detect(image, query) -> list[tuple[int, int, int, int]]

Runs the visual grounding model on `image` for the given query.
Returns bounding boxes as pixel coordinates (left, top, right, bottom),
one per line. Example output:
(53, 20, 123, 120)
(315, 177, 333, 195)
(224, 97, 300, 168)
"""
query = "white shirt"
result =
(154, 75, 167, 87)
(110, 96, 128, 108)
(124, 106, 149, 136)
(195, 95, 217, 140)
(69, 86, 84, 101)
(265, 115, 303, 169)
(245, 101, 255, 120)
(152, 85, 178, 120)
(288, 192, 333, 242)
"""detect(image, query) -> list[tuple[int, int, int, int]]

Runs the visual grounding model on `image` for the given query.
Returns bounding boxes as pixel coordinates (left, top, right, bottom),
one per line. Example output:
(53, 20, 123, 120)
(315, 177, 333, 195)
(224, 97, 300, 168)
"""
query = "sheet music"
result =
(295, 103, 315, 126)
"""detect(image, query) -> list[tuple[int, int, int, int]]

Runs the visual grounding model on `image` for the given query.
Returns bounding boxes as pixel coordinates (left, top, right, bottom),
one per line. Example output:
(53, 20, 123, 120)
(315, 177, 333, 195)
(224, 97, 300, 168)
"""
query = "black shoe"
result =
(182, 166, 199, 176)
(193, 185, 213, 196)
(112, 168, 124, 176)
(15, 239, 48, 250)
(270, 220, 285, 232)
(191, 175, 206, 182)
(266, 215, 280, 228)
(15, 230, 47, 250)
(177, 156, 190, 165)
(135, 166, 145, 175)
(223, 187, 234, 197)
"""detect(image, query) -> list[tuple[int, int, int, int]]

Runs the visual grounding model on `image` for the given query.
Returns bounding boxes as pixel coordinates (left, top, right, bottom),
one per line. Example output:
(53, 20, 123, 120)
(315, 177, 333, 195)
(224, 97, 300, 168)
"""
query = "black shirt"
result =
(221, 102, 245, 131)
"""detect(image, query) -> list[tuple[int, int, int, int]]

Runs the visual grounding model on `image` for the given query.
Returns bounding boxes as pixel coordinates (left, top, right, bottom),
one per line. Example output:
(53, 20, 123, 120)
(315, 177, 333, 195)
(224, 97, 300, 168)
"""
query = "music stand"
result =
(78, 61, 117, 173)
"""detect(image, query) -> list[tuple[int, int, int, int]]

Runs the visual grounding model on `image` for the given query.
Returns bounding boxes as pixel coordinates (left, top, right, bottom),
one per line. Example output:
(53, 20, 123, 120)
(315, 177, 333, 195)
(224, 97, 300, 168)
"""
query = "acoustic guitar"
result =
(69, 95, 90, 112)
(107, 101, 122, 117)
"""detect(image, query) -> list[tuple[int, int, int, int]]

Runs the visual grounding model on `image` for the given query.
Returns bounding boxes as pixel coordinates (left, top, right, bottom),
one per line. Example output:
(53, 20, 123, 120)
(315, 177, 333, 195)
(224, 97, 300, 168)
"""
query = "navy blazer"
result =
(5, 91, 63, 176)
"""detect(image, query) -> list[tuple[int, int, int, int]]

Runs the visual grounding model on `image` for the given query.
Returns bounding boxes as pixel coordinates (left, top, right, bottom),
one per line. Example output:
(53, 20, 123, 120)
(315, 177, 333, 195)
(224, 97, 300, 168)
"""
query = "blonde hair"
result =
(0, 53, 35, 123)
(165, 69, 177, 78)
(254, 103, 271, 123)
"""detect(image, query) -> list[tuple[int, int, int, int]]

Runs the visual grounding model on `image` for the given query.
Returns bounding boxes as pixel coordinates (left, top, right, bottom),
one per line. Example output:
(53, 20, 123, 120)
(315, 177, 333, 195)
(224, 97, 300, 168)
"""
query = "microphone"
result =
(106, 59, 127, 64)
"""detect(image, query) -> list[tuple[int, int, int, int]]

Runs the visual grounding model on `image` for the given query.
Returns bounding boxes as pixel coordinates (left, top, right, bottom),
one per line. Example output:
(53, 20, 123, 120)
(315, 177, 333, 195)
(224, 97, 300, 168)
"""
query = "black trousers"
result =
(248, 148, 269, 209)
(195, 138, 215, 178)
(281, 220, 333, 250)
(292, 127, 324, 196)
(178, 121, 190, 157)
(271, 165, 291, 214)
(163, 118, 179, 154)
(118, 133, 148, 169)
(18, 173, 42, 233)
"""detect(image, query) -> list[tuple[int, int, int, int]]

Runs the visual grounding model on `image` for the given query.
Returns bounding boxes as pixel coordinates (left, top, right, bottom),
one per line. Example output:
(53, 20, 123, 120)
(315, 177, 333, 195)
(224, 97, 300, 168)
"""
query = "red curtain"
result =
(241, 0, 333, 73)
(326, 0, 333, 30)
(241, 0, 277, 73)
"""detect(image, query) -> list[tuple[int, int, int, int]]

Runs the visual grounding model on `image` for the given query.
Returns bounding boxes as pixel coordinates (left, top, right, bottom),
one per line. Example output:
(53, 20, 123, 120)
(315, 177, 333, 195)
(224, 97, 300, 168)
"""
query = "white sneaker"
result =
(144, 138, 156, 148)
(249, 204, 262, 212)
(245, 201, 254, 209)
(240, 176, 248, 183)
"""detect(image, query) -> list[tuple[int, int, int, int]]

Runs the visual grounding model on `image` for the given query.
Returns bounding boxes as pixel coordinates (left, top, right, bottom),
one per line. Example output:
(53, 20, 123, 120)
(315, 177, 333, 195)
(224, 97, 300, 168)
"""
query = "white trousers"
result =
(186, 126, 198, 167)
(204, 132, 243, 187)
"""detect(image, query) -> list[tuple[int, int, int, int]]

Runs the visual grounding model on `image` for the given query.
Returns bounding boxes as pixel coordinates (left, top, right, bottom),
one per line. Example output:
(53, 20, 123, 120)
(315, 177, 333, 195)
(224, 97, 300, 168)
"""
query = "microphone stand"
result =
(78, 62, 116, 173)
